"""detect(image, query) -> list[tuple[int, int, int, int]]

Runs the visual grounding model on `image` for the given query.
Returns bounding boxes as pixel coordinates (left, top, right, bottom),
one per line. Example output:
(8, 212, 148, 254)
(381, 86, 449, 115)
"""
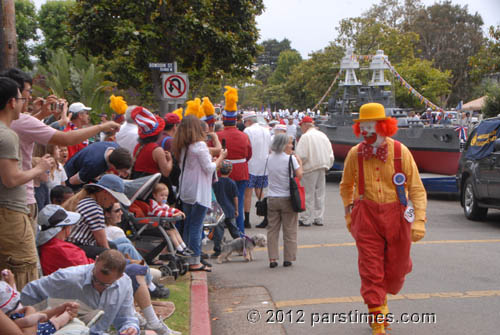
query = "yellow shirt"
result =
(339, 137, 427, 232)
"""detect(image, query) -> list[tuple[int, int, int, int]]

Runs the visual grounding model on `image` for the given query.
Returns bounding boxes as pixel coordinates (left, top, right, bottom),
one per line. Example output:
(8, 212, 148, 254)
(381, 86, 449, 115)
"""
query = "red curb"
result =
(190, 271, 211, 335)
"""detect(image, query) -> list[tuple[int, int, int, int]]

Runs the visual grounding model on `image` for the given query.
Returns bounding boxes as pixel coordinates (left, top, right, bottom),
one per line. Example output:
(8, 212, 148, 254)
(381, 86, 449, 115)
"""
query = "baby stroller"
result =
(121, 173, 188, 279)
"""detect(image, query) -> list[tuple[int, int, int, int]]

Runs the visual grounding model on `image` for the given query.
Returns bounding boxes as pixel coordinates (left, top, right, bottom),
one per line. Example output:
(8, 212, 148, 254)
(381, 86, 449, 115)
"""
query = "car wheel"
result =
(463, 177, 488, 220)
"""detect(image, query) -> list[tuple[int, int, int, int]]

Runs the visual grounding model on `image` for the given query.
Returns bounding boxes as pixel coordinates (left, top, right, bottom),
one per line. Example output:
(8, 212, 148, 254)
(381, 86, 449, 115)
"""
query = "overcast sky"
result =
(33, 0, 500, 59)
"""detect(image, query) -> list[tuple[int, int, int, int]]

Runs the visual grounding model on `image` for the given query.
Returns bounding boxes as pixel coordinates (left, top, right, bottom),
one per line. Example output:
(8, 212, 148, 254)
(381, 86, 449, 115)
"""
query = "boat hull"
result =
(319, 124, 461, 175)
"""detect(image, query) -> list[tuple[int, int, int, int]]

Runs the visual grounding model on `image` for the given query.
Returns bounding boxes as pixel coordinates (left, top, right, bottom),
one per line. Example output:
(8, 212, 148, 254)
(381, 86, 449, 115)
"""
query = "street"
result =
(207, 177, 500, 334)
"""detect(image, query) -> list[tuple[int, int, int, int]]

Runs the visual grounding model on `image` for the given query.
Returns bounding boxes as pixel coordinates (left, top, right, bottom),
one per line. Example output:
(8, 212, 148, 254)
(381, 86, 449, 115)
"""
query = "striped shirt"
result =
(148, 199, 180, 218)
(67, 197, 106, 246)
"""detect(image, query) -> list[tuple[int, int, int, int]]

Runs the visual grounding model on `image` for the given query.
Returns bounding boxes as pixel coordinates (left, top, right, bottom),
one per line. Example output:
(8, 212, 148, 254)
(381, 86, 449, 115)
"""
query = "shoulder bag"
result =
(255, 158, 269, 217)
(289, 155, 305, 213)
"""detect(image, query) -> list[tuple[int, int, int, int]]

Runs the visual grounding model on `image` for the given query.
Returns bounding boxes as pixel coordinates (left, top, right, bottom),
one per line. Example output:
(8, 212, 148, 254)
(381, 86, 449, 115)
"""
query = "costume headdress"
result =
(201, 97, 215, 125)
(223, 86, 238, 125)
(109, 95, 128, 115)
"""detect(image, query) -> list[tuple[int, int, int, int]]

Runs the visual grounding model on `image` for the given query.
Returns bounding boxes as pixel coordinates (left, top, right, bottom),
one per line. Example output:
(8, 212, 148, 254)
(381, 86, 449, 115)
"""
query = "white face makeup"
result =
(359, 121, 385, 147)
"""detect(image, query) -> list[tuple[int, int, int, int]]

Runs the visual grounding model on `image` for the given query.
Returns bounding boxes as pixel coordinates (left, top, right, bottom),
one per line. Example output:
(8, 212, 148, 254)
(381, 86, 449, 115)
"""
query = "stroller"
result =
(122, 173, 188, 279)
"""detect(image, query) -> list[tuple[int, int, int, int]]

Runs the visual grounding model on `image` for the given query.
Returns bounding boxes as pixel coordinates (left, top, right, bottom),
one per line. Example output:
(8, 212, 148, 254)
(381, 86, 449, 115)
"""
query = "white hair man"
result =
(295, 116, 334, 226)
(243, 111, 271, 228)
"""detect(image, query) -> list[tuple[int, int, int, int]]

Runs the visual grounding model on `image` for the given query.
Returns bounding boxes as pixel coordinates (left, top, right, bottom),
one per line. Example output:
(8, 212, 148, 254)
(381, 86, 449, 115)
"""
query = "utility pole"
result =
(0, 0, 18, 71)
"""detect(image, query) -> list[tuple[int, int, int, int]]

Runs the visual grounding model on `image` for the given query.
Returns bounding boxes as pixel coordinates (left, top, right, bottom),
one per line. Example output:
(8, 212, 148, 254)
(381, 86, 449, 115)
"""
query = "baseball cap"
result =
(68, 102, 92, 114)
(299, 116, 314, 125)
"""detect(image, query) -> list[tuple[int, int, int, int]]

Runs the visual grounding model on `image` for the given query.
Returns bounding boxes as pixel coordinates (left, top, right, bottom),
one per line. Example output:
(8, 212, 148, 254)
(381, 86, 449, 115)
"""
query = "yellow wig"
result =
(224, 86, 238, 111)
(184, 98, 204, 118)
(201, 97, 215, 117)
(109, 95, 128, 115)
(173, 107, 183, 121)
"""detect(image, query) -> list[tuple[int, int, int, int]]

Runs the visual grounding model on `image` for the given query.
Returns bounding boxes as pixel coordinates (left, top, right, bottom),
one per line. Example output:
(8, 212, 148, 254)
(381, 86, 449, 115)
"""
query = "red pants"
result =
(351, 199, 412, 307)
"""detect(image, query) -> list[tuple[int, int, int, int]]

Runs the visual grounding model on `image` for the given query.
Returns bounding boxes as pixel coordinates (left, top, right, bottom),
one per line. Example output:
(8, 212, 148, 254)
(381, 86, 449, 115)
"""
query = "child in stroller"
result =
(122, 174, 189, 279)
(148, 183, 193, 258)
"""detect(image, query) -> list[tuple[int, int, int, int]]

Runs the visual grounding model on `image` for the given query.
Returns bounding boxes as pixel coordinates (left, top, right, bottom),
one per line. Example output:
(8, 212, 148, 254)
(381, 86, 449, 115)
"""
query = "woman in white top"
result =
(172, 115, 227, 272)
(267, 133, 303, 268)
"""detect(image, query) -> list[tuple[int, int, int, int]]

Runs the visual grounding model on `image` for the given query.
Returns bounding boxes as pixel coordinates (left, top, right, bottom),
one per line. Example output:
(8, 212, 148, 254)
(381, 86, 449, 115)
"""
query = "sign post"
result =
(150, 62, 189, 116)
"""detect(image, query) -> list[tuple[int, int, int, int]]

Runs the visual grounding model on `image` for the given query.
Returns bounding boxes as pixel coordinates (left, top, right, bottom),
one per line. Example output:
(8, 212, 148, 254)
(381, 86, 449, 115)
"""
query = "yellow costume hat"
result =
(185, 98, 204, 119)
(109, 95, 128, 115)
(224, 86, 238, 112)
(172, 107, 183, 121)
(354, 103, 389, 122)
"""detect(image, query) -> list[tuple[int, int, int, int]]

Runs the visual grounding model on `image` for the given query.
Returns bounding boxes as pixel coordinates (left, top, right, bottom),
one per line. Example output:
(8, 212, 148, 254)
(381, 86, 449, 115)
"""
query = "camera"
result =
(222, 139, 226, 150)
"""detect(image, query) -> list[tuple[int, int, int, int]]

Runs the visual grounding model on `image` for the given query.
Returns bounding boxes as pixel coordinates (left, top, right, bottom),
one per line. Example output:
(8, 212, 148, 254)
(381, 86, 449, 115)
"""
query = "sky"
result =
(32, 0, 500, 59)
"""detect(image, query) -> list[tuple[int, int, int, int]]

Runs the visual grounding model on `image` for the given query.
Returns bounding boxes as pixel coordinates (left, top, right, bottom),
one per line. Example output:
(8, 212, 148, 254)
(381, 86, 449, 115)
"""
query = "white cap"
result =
(69, 102, 92, 114)
(242, 111, 257, 120)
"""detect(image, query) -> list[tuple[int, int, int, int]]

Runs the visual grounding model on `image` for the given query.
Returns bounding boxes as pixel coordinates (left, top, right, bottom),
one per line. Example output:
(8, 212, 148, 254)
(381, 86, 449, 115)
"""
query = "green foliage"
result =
(35, 49, 116, 120)
(393, 59, 451, 109)
(256, 38, 293, 70)
(482, 84, 500, 118)
(68, 0, 264, 101)
(268, 50, 302, 85)
(469, 25, 500, 82)
(36, 0, 75, 65)
(15, 0, 38, 70)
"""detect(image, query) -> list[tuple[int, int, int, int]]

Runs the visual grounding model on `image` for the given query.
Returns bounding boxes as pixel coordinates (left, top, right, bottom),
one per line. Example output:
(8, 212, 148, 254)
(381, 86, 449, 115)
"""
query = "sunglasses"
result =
(104, 206, 122, 213)
(92, 270, 114, 288)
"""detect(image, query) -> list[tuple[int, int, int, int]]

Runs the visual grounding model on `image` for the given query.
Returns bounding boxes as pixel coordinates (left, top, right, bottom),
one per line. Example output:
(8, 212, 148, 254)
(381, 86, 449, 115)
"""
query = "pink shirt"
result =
(11, 114, 57, 204)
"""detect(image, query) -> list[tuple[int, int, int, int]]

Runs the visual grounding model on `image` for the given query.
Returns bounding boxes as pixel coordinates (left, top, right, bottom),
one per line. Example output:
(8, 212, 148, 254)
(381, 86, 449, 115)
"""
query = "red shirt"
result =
(64, 123, 88, 161)
(40, 238, 94, 275)
(216, 127, 252, 181)
(133, 142, 160, 175)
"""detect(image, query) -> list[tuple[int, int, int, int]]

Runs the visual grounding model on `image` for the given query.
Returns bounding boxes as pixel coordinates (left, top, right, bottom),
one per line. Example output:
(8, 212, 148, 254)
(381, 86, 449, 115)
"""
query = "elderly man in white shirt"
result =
(295, 116, 334, 227)
(243, 111, 272, 228)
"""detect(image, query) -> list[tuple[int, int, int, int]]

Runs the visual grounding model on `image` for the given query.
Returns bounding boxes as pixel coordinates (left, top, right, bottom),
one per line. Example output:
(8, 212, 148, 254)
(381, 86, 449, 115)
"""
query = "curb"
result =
(190, 271, 211, 335)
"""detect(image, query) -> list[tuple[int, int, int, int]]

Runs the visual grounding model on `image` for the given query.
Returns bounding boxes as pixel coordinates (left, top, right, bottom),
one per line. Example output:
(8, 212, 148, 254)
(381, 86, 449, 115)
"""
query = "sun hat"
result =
(68, 102, 92, 114)
(299, 116, 314, 125)
(274, 124, 288, 132)
(84, 174, 131, 206)
(36, 204, 81, 247)
(242, 111, 257, 120)
(131, 106, 165, 139)
(354, 103, 389, 122)
(0, 281, 20, 314)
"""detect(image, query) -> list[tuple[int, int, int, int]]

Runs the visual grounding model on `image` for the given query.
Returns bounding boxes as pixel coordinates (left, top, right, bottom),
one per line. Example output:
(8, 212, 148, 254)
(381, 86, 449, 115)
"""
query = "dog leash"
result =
(241, 234, 255, 258)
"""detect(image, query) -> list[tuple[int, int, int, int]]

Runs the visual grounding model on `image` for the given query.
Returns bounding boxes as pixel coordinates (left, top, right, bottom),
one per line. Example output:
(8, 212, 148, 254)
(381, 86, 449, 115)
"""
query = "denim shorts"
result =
(248, 174, 268, 189)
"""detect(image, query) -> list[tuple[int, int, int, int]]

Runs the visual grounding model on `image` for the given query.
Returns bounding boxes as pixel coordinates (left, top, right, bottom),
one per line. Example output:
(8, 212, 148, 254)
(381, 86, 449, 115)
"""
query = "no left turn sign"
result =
(162, 73, 189, 100)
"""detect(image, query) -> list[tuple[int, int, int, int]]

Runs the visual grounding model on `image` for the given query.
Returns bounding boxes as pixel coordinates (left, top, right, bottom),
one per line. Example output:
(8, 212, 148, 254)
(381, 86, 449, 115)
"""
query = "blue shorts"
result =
(248, 174, 268, 189)
(125, 262, 148, 292)
(11, 313, 57, 335)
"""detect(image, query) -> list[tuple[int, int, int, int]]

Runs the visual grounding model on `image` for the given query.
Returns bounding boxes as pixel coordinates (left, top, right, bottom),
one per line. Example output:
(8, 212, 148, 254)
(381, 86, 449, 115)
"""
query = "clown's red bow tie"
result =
(360, 142, 388, 162)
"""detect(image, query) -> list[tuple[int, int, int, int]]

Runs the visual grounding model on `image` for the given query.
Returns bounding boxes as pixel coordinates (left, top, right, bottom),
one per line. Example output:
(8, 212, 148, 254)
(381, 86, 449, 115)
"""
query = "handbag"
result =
(255, 158, 269, 216)
(174, 148, 188, 209)
(289, 155, 305, 213)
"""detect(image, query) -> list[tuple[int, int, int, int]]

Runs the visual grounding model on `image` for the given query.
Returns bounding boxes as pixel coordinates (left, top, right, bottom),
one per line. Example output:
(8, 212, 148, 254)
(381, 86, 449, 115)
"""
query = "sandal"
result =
(189, 264, 212, 272)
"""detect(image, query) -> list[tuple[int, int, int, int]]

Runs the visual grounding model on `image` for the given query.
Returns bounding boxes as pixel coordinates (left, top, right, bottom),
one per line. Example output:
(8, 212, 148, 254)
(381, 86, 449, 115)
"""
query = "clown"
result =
(340, 103, 427, 335)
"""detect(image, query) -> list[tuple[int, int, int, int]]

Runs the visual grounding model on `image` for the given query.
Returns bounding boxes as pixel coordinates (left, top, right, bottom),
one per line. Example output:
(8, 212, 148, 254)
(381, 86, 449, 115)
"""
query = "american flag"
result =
(455, 126, 468, 142)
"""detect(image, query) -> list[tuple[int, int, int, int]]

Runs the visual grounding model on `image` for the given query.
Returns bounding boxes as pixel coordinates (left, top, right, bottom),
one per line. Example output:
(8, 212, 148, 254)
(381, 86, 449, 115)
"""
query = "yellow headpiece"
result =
(109, 95, 128, 115)
(172, 108, 183, 121)
(224, 86, 238, 112)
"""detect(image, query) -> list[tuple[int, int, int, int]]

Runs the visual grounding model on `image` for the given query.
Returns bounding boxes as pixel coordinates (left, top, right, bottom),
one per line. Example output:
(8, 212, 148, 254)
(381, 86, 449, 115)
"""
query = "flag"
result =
(455, 100, 463, 111)
(455, 126, 468, 142)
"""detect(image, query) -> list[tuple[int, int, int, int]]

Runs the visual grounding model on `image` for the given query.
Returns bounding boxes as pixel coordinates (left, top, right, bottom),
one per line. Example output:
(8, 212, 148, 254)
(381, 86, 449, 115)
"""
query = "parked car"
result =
(456, 117, 500, 220)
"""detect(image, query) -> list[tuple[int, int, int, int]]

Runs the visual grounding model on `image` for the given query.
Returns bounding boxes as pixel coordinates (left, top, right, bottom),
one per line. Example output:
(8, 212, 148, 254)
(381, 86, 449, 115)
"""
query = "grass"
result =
(159, 273, 191, 334)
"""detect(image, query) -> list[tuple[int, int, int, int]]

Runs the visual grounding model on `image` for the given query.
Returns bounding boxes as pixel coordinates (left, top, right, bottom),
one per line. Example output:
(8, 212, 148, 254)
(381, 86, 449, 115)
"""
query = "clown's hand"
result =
(344, 204, 353, 232)
(411, 228, 425, 242)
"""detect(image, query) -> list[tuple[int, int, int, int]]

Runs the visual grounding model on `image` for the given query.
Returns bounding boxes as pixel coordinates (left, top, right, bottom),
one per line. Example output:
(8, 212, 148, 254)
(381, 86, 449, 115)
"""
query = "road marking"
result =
(275, 290, 500, 308)
(255, 239, 500, 252)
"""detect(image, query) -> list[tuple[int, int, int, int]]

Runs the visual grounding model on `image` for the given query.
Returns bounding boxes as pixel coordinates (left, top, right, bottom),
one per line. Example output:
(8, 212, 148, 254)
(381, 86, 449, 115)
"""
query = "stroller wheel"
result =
(159, 265, 173, 278)
(177, 259, 188, 276)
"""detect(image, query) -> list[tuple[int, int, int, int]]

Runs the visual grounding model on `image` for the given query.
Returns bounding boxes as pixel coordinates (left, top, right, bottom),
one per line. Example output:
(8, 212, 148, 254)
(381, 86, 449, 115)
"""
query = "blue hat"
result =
(84, 174, 131, 206)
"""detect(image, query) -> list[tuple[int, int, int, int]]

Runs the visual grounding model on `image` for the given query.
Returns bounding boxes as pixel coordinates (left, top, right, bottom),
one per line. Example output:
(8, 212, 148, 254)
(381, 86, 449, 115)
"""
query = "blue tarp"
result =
(465, 119, 500, 160)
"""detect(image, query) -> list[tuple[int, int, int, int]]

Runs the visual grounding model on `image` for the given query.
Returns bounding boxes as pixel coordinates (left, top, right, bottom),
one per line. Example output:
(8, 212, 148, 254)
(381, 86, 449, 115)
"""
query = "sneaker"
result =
(184, 248, 194, 255)
(150, 286, 170, 299)
(175, 250, 190, 257)
(298, 220, 311, 227)
(145, 321, 182, 335)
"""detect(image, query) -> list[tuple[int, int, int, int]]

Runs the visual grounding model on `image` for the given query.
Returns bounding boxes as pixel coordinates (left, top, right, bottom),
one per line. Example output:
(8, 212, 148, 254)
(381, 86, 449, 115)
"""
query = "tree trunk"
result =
(1, 0, 18, 70)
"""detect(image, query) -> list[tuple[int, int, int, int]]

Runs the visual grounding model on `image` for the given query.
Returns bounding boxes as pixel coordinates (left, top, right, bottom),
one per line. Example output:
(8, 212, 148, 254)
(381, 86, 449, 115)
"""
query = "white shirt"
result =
(179, 141, 216, 208)
(296, 127, 334, 174)
(287, 124, 297, 138)
(244, 123, 271, 176)
(105, 225, 127, 241)
(116, 122, 139, 154)
(268, 152, 299, 197)
(47, 162, 68, 191)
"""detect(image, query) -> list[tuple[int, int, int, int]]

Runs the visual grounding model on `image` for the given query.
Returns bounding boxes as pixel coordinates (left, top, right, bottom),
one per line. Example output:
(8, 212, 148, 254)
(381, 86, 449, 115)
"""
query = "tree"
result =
(393, 58, 451, 109)
(469, 25, 500, 82)
(482, 84, 500, 118)
(411, 1, 484, 105)
(36, 0, 75, 65)
(268, 50, 302, 85)
(36, 49, 117, 120)
(14, 0, 37, 70)
(256, 38, 293, 70)
(68, 0, 264, 101)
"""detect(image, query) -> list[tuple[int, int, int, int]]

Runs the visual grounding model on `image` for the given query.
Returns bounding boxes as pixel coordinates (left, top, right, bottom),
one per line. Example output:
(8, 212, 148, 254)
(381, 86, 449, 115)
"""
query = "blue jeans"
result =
(114, 238, 152, 285)
(235, 180, 248, 233)
(182, 202, 208, 265)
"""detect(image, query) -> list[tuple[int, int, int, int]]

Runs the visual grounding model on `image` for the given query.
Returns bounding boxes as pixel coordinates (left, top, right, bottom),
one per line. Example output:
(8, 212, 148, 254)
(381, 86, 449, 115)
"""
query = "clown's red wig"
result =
(352, 118, 399, 137)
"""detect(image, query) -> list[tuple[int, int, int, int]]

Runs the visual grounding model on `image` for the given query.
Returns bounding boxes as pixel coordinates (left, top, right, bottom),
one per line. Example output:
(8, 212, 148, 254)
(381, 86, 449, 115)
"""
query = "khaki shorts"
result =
(0, 207, 38, 290)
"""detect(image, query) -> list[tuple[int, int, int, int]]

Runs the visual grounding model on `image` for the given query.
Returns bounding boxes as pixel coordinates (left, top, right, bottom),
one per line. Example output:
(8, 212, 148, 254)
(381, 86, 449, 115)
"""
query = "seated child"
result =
(148, 183, 193, 257)
(211, 160, 241, 258)
(33, 156, 52, 212)
(0, 269, 79, 335)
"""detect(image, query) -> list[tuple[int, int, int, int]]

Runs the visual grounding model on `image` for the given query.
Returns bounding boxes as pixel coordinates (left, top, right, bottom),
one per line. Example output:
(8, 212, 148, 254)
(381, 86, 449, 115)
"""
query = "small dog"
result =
(217, 234, 267, 263)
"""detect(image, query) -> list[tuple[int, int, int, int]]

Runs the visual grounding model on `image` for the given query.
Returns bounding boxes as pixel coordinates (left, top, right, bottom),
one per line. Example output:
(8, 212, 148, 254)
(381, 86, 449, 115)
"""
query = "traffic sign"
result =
(149, 63, 174, 72)
(162, 73, 189, 100)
